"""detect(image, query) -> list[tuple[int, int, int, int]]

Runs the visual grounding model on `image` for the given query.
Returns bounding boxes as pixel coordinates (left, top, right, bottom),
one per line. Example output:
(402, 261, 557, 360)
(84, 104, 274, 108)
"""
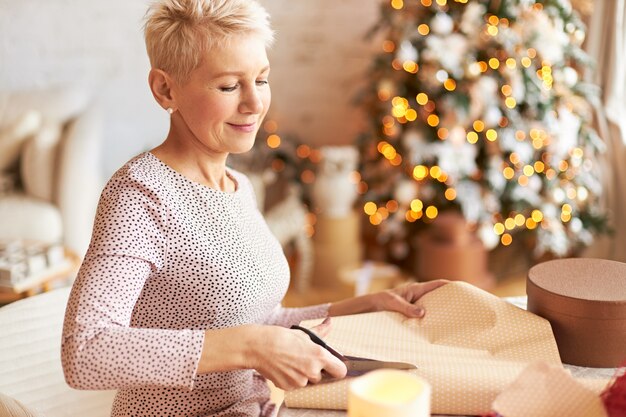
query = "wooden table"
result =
(0, 248, 80, 304)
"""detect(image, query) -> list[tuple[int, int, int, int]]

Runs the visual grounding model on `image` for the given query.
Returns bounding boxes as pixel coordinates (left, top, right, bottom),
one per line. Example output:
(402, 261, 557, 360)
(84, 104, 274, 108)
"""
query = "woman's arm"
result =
(196, 320, 346, 390)
(328, 280, 448, 318)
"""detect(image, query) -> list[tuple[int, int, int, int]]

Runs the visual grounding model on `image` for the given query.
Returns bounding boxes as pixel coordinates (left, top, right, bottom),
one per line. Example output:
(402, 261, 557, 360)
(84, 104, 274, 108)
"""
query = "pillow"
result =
(0, 392, 41, 417)
(20, 122, 63, 202)
(0, 111, 42, 171)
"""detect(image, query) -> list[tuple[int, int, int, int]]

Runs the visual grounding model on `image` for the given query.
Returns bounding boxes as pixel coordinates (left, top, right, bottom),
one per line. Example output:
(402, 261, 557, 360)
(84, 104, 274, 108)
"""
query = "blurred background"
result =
(1, 0, 624, 305)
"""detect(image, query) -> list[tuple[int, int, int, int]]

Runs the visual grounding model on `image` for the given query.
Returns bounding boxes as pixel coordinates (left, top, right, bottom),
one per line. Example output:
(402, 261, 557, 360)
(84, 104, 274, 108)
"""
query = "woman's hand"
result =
(328, 279, 448, 318)
(245, 318, 346, 391)
(373, 280, 448, 318)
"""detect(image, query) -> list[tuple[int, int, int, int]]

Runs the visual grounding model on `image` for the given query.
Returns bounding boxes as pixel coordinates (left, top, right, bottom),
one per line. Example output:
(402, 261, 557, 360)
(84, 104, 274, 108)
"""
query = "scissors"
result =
(291, 325, 417, 378)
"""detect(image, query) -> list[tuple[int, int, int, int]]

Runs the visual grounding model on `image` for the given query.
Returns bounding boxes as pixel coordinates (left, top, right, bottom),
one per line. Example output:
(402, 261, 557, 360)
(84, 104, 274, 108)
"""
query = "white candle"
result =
(348, 370, 431, 417)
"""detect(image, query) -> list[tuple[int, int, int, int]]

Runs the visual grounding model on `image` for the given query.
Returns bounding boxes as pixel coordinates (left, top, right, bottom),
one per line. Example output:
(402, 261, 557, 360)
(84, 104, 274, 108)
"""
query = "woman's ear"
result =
(148, 69, 177, 112)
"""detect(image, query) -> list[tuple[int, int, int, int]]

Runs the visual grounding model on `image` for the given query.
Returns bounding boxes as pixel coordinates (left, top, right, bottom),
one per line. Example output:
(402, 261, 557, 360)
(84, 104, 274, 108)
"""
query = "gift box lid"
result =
(528, 258, 626, 319)
(527, 258, 626, 367)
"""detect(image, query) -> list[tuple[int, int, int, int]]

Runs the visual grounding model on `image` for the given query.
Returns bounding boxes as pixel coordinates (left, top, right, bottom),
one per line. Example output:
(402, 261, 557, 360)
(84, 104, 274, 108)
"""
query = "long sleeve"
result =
(263, 303, 330, 328)
(61, 172, 204, 391)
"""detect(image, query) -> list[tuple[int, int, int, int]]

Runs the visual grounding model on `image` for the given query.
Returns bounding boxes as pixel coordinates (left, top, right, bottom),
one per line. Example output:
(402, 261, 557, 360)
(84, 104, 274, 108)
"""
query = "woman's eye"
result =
(220, 85, 238, 92)
(256, 80, 269, 86)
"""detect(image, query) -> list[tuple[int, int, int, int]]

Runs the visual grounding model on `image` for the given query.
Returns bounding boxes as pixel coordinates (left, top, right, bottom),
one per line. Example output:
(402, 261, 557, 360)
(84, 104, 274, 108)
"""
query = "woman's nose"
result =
(240, 87, 264, 114)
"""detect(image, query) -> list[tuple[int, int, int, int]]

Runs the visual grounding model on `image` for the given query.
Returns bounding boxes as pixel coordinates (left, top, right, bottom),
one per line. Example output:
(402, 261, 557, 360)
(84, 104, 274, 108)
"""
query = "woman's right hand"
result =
(247, 319, 347, 391)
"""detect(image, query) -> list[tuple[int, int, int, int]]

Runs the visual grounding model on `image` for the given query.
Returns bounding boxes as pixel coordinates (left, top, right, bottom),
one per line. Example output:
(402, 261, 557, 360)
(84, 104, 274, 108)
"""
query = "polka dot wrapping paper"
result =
(284, 281, 564, 415)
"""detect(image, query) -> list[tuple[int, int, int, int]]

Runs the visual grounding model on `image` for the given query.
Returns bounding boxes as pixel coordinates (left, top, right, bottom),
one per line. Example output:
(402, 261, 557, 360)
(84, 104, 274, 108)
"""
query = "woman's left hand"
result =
(373, 280, 448, 318)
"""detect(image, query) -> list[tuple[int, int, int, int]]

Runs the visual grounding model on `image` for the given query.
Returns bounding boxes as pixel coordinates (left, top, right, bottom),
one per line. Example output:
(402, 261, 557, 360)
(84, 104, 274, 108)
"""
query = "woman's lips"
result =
(227, 122, 256, 133)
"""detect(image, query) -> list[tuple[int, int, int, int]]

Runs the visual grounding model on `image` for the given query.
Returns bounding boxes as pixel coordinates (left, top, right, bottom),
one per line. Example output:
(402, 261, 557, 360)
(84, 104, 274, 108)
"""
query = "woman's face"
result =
(172, 34, 271, 155)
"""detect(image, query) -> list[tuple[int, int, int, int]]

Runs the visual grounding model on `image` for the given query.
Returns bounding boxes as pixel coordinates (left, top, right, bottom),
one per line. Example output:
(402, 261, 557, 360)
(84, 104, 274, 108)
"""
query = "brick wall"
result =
(0, 0, 381, 177)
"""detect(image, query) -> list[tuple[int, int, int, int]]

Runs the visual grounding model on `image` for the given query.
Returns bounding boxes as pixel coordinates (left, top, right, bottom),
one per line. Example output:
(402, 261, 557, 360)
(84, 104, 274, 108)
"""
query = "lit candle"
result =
(348, 369, 431, 417)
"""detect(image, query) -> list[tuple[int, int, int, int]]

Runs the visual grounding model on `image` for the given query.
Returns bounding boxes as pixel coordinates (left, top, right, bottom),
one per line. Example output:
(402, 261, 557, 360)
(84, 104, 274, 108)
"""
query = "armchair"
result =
(0, 86, 102, 258)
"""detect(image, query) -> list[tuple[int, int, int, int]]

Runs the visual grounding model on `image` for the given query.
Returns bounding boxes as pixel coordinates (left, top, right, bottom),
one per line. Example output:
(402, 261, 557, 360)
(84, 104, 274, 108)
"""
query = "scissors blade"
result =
(344, 356, 417, 373)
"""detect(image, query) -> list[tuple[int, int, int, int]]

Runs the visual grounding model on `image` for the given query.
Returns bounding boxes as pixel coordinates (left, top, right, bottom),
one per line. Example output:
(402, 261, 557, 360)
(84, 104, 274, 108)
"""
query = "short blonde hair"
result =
(144, 0, 274, 83)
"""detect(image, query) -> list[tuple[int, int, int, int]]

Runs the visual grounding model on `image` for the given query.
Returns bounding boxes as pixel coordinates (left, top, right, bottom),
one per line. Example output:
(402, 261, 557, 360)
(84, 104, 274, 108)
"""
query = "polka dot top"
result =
(61, 152, 330, 417)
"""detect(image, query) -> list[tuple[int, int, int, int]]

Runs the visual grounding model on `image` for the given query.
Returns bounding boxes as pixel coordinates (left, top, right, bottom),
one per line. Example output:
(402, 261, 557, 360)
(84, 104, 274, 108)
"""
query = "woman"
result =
(61, 0, 446, 416)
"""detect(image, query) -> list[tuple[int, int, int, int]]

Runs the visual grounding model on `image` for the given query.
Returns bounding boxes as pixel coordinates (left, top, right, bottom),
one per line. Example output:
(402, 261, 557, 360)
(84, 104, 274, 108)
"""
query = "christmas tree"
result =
(357, 0, 607, 262)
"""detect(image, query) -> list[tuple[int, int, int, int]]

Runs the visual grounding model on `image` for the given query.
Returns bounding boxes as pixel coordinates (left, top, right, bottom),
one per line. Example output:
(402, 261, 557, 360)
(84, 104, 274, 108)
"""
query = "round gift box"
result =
(527, 258, 626, 367)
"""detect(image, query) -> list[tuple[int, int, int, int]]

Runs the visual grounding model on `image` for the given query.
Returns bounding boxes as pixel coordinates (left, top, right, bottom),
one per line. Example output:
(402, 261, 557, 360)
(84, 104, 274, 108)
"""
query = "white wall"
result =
(0, 0, 380, 178)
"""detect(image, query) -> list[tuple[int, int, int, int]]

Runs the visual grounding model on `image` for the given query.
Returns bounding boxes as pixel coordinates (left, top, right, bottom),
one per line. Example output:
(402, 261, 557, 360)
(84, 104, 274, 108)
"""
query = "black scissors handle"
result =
(290, 325, 347, 362)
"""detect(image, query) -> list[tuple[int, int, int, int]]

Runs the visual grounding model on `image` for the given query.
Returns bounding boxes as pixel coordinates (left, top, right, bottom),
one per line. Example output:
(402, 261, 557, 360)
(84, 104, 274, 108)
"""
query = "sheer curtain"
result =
(582, 0, 626, 262)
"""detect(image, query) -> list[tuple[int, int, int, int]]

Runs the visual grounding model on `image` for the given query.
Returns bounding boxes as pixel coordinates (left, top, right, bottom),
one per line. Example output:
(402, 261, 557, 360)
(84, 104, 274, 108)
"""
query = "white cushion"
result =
(20, 123, 63, 202)
(0, 193, 63, 244)
(0, 111, 42, 171)
(0, 287, 116, 417)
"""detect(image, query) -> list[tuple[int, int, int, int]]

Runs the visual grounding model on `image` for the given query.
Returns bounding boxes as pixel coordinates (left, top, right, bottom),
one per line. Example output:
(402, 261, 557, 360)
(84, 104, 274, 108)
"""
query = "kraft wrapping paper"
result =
(284, 282, 562, 415)
(492, 362, 608, 417)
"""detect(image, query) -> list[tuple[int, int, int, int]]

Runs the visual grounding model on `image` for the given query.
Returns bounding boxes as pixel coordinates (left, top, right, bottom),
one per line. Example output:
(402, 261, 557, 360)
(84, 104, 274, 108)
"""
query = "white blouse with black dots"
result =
(61, 152, 329, 417)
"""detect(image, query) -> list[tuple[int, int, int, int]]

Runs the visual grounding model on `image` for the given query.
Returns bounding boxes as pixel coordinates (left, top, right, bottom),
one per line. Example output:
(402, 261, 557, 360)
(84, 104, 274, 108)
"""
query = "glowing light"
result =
(526, 218, 537, 229)
(487, 25, 498, 36)
(391, 0, 404, 10)
(364, 202, 377, 215)
(403, 61, 418, 73)
(382, 40, 395, 53)
(405, 109, 418, 121)
(416, 93, 429, 105)
(264, 120, 278, 133)
(444, 79, 457, 91)
(515, 130, 526, 141)
(370, 213, 383, 225)
(429, 165, 442, 179)
(531, 209, 544, 222)
(567, 188, 577, 200)
(559, 160, 569, 171)
(267, 134, 281, 148)
(527, 48, 537, 58)
(413, 165, 429, 180)
(578, 187, 589, 201)
(561, 212, 571, 222)
(473, 120, 485, 132)
(417, 24, 430, 36)
(425, 206, 439, 219)
(501, 233, 513, 246)
(488, 16, 499, 25)
(420, 0, 432, 5)
(518, 176, 529, 186)
(386, 200, 399, 212)
(488, 58, 500, 69)
(427, 114, 440, 127)
(493, 223, 505, 235)
(534, 161, 545, 173)
(562, 203, 572, 214)
(436, 70, 449, 83)
(514, 214, 526, 226)
(572, 147, 584, 158)
(504, 218, 516, 230)
(296, 145, 311, 159)
(435, 0, 446, 5)
(505, 97, 517, 108)
(521, 57, 532, 67)
(444, 188, 457, 200)
(509, 153, 520, 164)
(478, 61, 488, 72)
(437, 128, 449, 140)
(467, 131, 479, 144)
(486, 129, 498, 141)
(523, 165, 534, 176)
(503, 167, 515, 179)
(506, 58, 516, 69)
(410, 199, 423, 212)
(501, 85, 512, 96)
(405, 211, 417, 222)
